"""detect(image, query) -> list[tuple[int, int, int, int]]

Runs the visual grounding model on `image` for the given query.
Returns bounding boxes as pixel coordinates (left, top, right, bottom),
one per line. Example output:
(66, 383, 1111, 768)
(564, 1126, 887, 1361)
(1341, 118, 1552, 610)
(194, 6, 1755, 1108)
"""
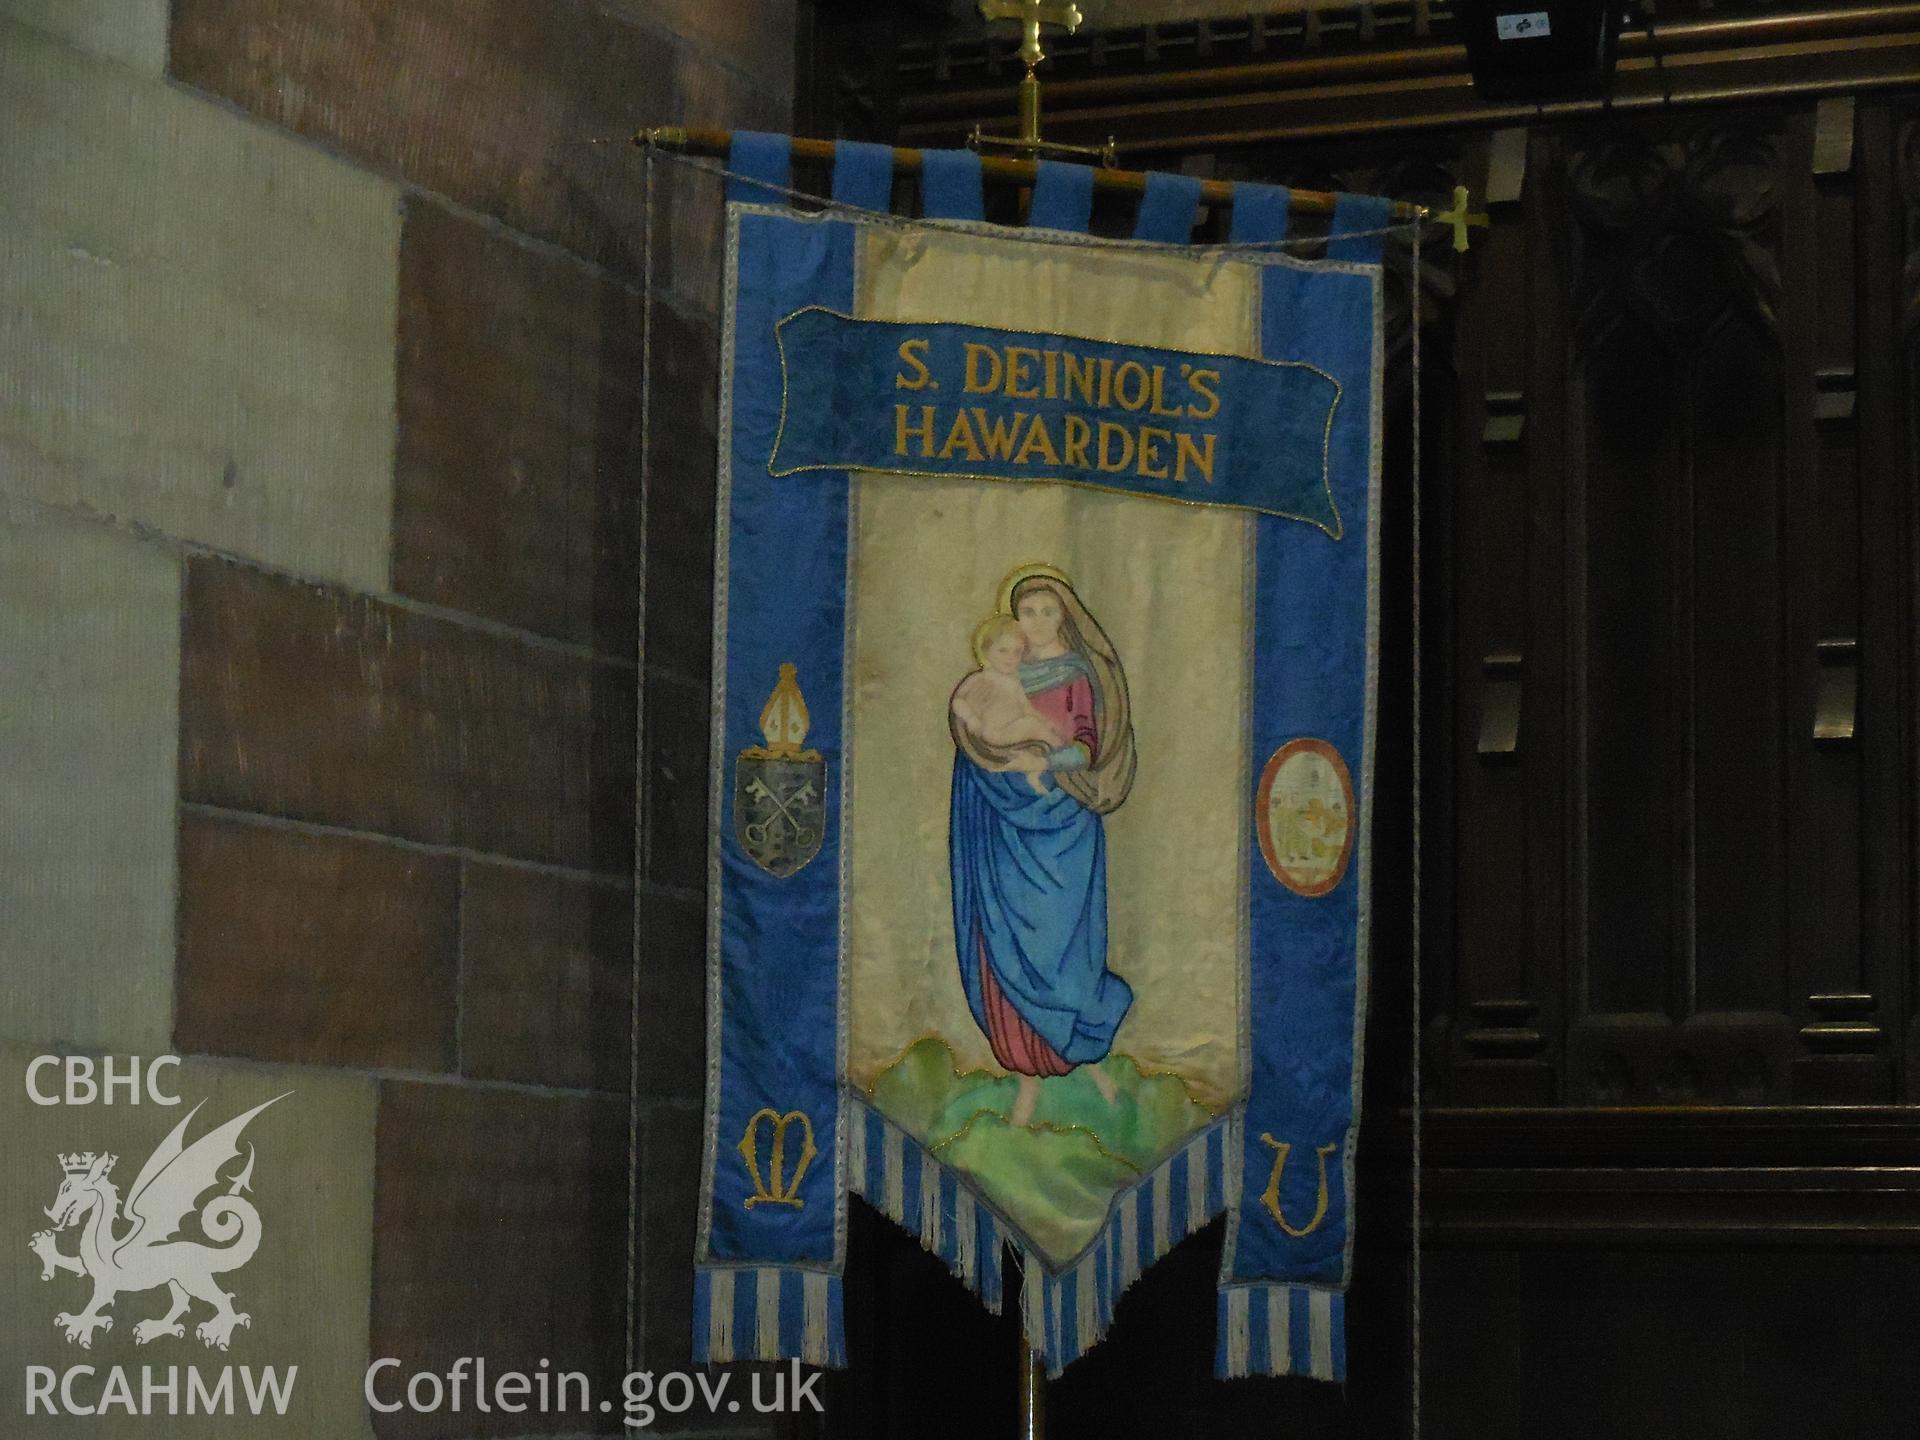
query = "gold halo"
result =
(998, 562, 1073, 616)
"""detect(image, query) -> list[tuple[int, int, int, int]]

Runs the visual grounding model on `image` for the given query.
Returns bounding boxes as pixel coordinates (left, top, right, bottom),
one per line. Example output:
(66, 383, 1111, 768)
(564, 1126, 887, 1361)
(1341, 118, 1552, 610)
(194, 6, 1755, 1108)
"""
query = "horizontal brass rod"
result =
(1055, 52, 1920, 157)
(635, 125, 1426, 220)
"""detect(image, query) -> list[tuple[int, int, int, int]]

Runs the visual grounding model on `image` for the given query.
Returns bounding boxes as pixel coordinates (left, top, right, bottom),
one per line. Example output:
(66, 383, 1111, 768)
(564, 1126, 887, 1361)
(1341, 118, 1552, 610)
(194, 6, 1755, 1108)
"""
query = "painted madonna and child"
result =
(947, 567, 1136, 1127)
(868, 563, 1212, 1263)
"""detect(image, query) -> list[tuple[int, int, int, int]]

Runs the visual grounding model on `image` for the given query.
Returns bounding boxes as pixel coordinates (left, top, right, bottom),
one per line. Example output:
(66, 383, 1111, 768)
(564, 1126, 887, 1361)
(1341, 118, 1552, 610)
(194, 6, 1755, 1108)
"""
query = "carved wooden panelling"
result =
(1205, 104, 1916, 1113)
(1564, 122, 1802, 1101)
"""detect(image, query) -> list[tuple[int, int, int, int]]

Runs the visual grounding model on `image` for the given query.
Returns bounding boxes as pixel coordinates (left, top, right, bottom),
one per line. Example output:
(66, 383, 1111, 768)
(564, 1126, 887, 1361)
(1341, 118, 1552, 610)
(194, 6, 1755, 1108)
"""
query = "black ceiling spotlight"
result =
(1456, 0, 1628, 102)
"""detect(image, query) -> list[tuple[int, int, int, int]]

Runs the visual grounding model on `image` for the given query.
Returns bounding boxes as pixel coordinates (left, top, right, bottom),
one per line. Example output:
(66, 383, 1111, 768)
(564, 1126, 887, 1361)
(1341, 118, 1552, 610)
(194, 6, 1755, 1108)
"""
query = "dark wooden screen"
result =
(1429, 108, 1913, 1112)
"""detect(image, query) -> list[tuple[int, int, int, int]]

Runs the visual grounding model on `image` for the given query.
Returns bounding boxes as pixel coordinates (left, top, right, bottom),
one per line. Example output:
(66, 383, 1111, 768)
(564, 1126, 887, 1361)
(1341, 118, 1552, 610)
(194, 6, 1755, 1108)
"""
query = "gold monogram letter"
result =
(1258, 1134, 1338, 1238)
(738, 1108, 818, 1210)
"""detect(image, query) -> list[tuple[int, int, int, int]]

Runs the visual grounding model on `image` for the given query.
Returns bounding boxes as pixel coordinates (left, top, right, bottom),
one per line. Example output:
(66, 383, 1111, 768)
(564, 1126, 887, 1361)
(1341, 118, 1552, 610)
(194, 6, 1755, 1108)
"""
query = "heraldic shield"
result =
(735, 662, 826, 879)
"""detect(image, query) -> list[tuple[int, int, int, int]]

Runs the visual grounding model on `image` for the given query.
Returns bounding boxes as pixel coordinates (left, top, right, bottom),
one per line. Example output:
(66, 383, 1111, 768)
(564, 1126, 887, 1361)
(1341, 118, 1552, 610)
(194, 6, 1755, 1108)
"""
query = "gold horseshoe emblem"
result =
(1258, 1134, 1338, 1238)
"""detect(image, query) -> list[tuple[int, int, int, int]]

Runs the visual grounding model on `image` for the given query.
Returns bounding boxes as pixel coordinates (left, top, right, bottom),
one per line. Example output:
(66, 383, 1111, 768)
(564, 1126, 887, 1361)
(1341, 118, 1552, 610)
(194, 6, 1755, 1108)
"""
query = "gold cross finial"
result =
(1433, 185, 1490, 253)
(980, 0, 1083, 70)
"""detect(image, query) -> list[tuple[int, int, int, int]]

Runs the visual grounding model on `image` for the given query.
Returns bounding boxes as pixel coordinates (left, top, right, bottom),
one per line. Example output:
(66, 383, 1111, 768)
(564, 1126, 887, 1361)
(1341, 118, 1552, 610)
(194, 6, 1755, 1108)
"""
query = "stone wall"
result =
(0, 1, 789, 1434)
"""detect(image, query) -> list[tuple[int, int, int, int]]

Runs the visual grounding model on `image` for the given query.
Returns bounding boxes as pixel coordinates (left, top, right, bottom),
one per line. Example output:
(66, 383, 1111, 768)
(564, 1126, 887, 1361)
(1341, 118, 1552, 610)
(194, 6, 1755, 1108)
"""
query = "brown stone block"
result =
(177, 812, 458, 1070)
(611, 0, 796, 91)
(181, 556, 636, 874)
(643, 296, 721, 687)
(665, 51, 795, 308)
(169, 0, 670, 276)
(634, 889, 706, 1104)
(373, 1081, 627, 1438)
(642, 669, 711, 894)
(396, 199, 645, 658)
(675, 38, 795, 134)
(461, 861, 632, 1093)
(591, 672, 643, 882)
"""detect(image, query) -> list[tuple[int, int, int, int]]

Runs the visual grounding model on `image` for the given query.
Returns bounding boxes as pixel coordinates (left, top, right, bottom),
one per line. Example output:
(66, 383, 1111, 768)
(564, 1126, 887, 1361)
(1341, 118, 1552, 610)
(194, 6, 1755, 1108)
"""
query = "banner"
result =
(695, 138, 1383, 1382)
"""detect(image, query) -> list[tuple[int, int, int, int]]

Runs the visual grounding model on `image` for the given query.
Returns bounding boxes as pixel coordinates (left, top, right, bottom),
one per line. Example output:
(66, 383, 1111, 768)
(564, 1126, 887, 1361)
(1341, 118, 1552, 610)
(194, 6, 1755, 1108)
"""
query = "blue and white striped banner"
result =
(694, 132, 1383, 1382)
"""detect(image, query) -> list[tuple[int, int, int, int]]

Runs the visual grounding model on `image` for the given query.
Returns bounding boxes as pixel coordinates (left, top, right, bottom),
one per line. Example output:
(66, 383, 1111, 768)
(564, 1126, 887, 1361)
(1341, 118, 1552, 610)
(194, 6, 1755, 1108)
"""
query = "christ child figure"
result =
(950, 615, 1061, 793)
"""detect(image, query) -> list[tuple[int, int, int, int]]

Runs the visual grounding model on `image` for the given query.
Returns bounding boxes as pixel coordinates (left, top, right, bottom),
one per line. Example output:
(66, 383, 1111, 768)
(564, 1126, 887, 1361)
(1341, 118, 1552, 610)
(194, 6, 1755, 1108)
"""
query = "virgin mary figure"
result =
(948, 565, 1138, 1129)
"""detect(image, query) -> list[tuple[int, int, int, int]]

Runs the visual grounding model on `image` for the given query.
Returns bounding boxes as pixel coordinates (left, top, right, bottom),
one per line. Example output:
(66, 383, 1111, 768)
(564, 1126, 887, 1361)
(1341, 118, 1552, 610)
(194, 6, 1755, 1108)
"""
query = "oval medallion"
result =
(1256, 738, 1355, 898)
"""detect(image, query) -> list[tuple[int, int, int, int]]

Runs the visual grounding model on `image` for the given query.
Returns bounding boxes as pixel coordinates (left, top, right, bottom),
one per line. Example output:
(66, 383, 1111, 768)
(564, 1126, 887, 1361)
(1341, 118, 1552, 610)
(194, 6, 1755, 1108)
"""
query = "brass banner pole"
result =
(1016, 1333, 1046, 1440)
(634, 125, 1442, 227)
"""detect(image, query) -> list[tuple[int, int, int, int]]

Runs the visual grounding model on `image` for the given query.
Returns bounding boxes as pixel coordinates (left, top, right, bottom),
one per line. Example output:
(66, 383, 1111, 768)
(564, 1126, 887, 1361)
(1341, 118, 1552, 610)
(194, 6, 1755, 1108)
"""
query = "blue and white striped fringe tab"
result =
(1030, 1122, 1229, 1375)
(692, 1265, 845, 1368)
(849, 1100, 1006, 1313)
(1215, 1284, 1345, 1381)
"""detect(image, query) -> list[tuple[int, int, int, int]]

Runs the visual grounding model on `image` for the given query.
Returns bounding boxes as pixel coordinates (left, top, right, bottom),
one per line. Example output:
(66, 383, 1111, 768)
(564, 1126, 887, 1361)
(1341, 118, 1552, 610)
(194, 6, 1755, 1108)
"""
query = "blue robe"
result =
(949, 751, 1134, 1067)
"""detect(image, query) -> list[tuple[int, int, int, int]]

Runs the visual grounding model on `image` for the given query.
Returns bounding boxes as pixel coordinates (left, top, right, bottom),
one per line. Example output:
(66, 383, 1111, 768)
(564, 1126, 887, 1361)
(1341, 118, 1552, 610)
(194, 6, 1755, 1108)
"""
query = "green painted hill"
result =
(866, 1037, 1215, 1264)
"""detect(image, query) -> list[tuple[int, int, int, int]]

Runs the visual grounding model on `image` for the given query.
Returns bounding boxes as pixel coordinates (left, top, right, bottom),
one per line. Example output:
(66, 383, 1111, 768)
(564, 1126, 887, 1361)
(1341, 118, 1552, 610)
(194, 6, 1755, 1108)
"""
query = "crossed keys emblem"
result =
(733, 760, 826, 878)
(743, 776, 820, 854)
(734, 663, 827, 879)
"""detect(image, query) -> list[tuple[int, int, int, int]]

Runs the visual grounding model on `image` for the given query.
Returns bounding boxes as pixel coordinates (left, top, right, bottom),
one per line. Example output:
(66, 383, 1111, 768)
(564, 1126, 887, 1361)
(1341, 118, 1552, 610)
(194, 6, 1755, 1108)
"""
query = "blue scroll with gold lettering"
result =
(695, 134, 1386, 1383)
(769, 311, 1345, 533)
